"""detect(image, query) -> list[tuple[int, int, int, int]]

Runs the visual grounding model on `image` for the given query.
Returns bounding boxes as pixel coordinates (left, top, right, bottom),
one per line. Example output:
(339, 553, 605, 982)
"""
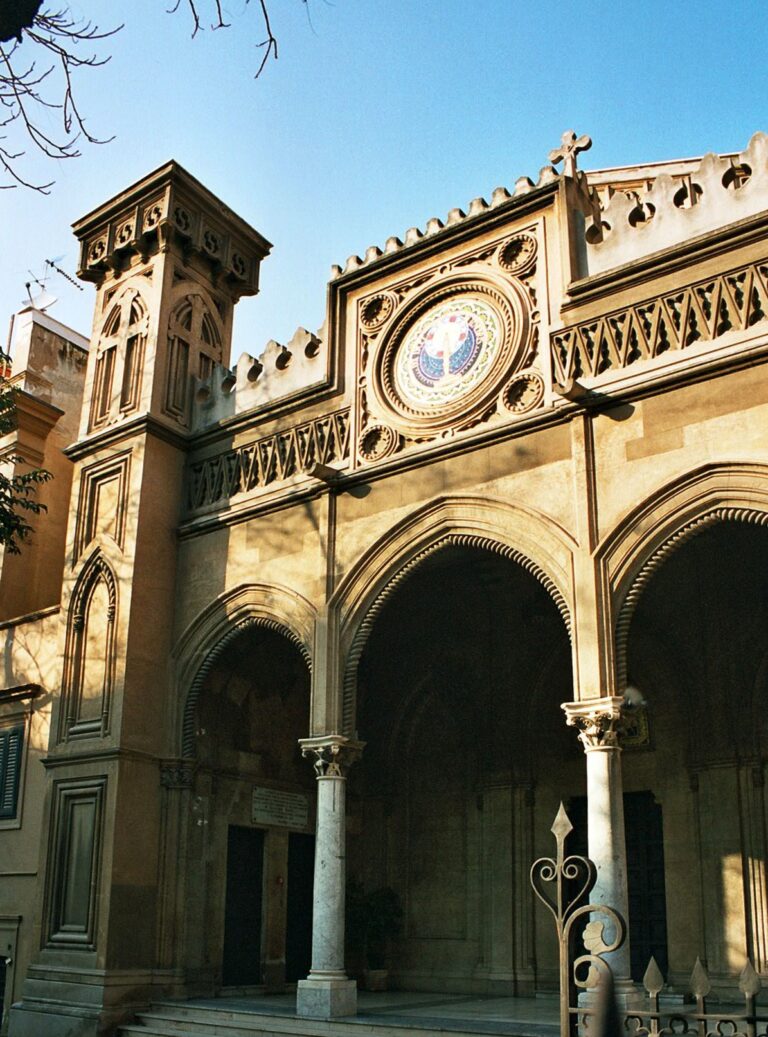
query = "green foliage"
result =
(0, 352, 51, 554)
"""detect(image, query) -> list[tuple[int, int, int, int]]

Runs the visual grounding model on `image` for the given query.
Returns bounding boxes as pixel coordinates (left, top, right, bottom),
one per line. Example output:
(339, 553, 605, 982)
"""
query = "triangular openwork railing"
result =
(531, 805, 768, 1037)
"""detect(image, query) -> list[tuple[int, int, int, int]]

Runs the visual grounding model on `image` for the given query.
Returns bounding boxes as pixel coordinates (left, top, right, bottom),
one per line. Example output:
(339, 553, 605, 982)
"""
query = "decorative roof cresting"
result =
(586, 131, 768, 276)
(331, 130, 592, 278)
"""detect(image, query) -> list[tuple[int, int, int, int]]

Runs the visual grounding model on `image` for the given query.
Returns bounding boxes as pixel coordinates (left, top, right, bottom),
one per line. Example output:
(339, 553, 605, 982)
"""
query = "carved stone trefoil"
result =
(358, 423, 399, 463)
(501, 371, 545, 414)
(497, 232, 538, 276)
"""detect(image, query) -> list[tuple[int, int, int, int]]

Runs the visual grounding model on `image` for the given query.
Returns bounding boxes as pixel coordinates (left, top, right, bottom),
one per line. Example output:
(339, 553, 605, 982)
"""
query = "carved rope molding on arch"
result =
(340, 532, 572, 738)
(181, 615, 312, 759)
(614, 506, 768, 691)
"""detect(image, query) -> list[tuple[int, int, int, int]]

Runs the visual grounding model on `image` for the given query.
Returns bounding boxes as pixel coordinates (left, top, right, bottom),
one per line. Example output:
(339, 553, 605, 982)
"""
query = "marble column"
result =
(562, 697, 637, 995)
(296, 735, 363, 1019)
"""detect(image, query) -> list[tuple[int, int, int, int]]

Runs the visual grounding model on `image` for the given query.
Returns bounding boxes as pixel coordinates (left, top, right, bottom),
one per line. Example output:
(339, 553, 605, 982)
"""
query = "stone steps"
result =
(116, 1000, 547, 1037)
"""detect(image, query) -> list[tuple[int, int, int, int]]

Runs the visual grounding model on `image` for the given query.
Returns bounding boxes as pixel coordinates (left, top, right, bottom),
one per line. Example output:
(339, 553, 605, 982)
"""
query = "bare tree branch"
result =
(1, 1, 313, 192)
(254, 0, 278, 78)
(0, 6, 121, 192)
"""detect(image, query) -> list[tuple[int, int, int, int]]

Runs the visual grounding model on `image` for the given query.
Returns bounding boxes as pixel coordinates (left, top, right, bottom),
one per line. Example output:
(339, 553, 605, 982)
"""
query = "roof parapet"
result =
(331, 165, 568, 279)
(191, 323, 327, 431)
(586, 131, 768, 276)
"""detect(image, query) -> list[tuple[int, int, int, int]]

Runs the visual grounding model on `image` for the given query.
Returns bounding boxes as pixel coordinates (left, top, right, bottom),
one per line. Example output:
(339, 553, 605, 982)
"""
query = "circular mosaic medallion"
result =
(394, 297, 503, 408)
(371, 278, 530, 438)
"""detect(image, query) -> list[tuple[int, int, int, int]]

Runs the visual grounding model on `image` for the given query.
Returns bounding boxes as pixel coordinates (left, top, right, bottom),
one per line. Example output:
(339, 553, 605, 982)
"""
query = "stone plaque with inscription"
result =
(251, 786, 309, 829)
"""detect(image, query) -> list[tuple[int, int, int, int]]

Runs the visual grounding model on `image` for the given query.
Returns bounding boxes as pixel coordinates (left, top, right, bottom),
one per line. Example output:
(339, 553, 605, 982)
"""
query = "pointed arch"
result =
(173, 584, 316, 759)
(332, 494, 576, 736)
(599, 462, 768, 691)
(91, 287, 148, 428)
(165, 285, 227, 421)
(60, 551, 118, 740)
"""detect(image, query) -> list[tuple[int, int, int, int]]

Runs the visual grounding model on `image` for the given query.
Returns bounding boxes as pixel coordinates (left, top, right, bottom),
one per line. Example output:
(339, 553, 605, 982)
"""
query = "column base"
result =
(297, 977, 357, 1019)
(579, 978, 645, 1011)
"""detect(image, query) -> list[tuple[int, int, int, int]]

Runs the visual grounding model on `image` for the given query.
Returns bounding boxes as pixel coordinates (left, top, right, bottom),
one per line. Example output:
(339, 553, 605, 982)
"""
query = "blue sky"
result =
(3, 0, 768, 355)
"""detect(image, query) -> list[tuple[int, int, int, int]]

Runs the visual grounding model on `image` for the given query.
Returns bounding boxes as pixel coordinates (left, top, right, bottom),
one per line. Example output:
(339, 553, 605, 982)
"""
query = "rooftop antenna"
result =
(22, 262, 57, 311)
(45, 256, 83, 293)
(21, 254, 82, 313)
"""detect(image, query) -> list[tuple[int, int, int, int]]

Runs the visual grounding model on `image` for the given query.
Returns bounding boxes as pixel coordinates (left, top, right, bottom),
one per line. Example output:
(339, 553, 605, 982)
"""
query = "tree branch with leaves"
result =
(0, 352, 51, 554)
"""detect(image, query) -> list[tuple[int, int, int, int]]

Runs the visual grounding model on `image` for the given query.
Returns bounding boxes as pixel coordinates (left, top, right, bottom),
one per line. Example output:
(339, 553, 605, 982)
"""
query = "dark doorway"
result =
(625, 791, 668, 979)
(567, 791, 668, 981)
(285, 832, 314, 982)
(223, 825, 265, 986)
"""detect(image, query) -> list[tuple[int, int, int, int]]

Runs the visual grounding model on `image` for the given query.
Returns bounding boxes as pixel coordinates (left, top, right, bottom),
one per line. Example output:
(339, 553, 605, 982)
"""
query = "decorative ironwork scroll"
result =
(530, 803, 626, 1037)
(623, 956, 767, 1037)
(532, 804, 768, 1037)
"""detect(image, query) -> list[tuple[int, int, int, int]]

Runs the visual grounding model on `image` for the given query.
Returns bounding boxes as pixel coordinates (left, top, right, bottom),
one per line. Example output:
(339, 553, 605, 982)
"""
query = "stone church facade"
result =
(2, 131, 768, 1035)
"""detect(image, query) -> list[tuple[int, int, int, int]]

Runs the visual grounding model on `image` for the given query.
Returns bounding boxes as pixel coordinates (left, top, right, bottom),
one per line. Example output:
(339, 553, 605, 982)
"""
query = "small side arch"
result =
(174, 583, 316, 758)
(332, 494, 576, 736)
(600, 461, 768, 691)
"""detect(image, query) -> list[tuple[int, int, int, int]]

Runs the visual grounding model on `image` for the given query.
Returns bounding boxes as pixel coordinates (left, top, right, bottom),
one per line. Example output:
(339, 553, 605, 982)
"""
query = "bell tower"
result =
(73, 160, 270, 437)
(9, 165, 270, 1037)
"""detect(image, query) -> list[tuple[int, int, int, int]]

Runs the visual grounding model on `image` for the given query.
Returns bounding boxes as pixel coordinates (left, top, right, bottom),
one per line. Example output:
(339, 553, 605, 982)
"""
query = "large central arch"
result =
(331, 494, 576, 737)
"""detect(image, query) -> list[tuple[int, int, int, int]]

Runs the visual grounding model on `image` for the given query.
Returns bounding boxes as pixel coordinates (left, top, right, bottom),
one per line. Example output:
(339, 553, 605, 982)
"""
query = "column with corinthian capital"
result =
(296, 735, 364, 1019)
(562, 696, 638, 996)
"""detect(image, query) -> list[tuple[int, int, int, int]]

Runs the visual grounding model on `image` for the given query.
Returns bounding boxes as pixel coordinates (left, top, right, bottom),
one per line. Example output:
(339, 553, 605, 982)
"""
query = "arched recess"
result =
(601, 462, 768, 692)
(164, 283, 227, 422)
(174, 584, 316, 758)
(60, 550, 118, 740)
(332, 494, 575, 737)
(90, 287, 148, 429)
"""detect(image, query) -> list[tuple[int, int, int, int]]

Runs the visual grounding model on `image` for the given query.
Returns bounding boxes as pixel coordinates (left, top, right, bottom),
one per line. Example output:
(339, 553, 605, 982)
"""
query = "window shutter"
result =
(0, 725, 23, 819)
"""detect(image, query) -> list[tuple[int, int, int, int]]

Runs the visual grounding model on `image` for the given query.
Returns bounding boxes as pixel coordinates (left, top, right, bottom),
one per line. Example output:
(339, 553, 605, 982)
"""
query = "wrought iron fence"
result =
(531, 804, 768, 1037)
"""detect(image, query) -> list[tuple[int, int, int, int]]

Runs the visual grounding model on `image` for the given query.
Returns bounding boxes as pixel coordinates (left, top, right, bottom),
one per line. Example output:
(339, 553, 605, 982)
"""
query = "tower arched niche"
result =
(60, 549, 118, 740)
(173, 583, 315, 759)
(332, 494, 575, 737)
(164, 282, 227, 424)
(600, 462, 768, 693)
(89, 285, 148, 430)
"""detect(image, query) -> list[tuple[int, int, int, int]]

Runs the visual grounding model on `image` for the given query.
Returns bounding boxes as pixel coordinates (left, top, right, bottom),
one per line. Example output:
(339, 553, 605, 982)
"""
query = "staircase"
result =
(118, 1001, 307, 1037)
(116, 997, 555, 1037)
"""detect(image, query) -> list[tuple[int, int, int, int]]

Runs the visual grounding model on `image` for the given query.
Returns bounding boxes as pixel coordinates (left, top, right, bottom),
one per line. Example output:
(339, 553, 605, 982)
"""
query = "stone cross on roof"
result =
(549, 130, 592, 178)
